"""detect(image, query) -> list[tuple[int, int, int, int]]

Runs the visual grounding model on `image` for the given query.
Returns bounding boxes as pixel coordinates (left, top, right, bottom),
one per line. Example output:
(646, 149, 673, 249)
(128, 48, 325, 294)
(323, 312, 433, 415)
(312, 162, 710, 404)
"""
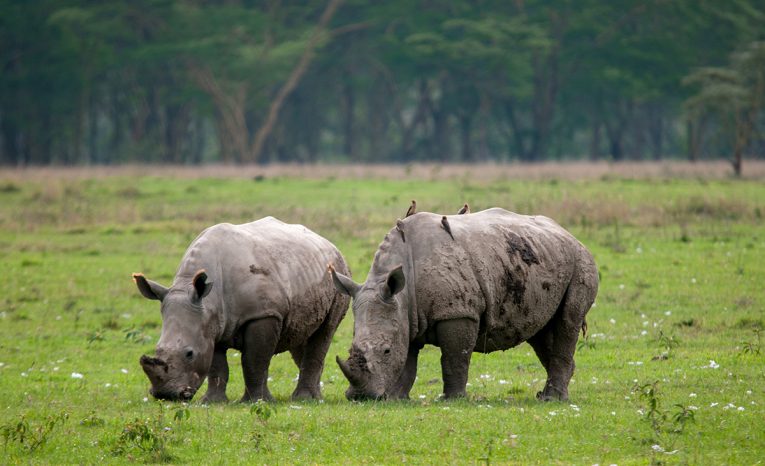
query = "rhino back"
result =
(402, 208, 584, 349)
(175, 218, 347, 348)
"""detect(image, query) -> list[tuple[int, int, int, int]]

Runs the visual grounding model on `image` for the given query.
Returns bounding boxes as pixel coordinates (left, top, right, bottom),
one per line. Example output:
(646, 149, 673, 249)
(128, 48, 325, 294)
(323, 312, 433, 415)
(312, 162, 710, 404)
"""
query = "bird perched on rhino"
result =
(441, 216, 454, 240)
(405, 200, 417, 218)
(395, 219, 406, 243)
(458, 203, 470, 215)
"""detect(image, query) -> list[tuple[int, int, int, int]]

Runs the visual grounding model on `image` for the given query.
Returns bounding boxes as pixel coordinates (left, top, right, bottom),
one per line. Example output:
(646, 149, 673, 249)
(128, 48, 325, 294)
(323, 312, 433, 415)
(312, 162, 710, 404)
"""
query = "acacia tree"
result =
(684, 42, 765, 176)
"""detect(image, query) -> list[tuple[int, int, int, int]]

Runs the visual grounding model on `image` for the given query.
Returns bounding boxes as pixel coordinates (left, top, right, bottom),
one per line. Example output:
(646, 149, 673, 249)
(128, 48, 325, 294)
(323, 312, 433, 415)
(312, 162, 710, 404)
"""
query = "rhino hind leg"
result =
(291, 294, 349, 400)
(240, 317, 281, 402)
(528, 279, 594, 402)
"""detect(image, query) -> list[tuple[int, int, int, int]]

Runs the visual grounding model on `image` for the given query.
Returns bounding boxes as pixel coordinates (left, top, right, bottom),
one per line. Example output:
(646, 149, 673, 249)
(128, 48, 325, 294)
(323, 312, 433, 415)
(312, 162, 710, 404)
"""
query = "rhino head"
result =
(133, 270, 215, 402)
(330, 264, 409, 400)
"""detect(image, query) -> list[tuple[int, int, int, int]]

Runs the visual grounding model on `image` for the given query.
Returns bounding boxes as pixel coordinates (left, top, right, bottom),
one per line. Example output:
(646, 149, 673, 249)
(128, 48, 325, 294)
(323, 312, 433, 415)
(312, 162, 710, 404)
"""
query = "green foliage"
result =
(1, 412, 68, 454)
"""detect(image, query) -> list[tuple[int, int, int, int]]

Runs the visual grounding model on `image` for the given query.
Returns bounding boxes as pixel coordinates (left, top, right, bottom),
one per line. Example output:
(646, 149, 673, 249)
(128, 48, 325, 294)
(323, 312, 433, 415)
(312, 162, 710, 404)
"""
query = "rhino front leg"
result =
(436, 318, 478, 399)
(200, 347, 229, 403)
(291, 310, 341, 400)
(388, 344, 422, 400)
(240, 317, 281, 402)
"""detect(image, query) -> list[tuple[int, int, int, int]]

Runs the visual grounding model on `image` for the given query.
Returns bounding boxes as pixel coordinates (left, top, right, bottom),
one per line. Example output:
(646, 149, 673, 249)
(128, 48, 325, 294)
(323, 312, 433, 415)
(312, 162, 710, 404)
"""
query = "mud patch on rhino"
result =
(249, 264, 270, 275)
(505, 233, 540, 266)
(506, 265, 527, 306)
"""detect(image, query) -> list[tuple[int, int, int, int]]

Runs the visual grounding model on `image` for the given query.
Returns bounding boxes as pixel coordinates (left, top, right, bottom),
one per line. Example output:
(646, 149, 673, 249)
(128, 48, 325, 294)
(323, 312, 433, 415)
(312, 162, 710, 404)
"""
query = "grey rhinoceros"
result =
(133, 217, 350, 402)
(330, 207, 598, 401)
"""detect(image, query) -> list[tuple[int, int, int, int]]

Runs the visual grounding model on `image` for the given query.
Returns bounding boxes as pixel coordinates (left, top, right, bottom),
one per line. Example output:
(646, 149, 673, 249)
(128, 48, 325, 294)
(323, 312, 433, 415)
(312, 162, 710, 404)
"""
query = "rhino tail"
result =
(581, 319, 588, 339)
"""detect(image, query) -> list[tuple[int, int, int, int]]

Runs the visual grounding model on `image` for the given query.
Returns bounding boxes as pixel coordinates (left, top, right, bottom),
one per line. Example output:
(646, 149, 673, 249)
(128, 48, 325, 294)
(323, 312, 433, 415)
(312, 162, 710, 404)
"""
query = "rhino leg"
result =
(290, 308, 342, 400)
(529, 282, 592, 402)
(387, 344, 422, 400)
(436, 318, 479, 399)
(240, 317, 281, 402)
(200, 347, 229, 403)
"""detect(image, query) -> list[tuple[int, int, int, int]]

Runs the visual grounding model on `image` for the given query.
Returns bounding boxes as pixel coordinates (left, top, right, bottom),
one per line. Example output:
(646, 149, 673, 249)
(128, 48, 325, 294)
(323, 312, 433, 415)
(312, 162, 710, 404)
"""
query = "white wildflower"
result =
(289, 405, 302, 410)
(71, 372, 84, 379)
(619, 284, 625, 290)
(691, 278, 696, 284)
(609, 318, 616, 324)
(640, 330, 648, 336)
(737, 406, 745, 412)
(499, 379, 509, 385)
(708, 360, 719, 369)
(21, 372, 28, 377)
(664, 311, 672, 316)
(636, 247, 643, 254)
(651, 445, 664, 453)
(105, 383, 112, 388)
(121, 368, 128, 374)
(142, 397, 149, 402)
(710, 402, 718, 407)
(689, 393, 697, 398)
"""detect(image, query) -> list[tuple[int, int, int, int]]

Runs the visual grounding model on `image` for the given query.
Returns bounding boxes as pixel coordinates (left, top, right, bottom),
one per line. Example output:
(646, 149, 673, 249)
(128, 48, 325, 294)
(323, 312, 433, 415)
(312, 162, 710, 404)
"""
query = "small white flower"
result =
(737, 406, 745, 411)
(548, 411, 558, 416)
(708, 360, 719, 369)
(419, 395, 426, 399)
(640, 330, 648, 336)
(710, 402, 719, 407)
(267, 376, 273, 382)
(619, 284, 625, 290)
(664, 311, 672, 316)
(142, 397, 149, 402)
(499, 379, 509, 385)
(746, 390, 752, 395)
(691, 278, 696, 284)
(320, 381, 324, 388)
(636, 247, 643, 254)
(611, 411, 616, 416)
(689, 393, 697, 398)
(289, 405, 302, 410)
(21, 372, 28, 377)
(479, 374, 492, 380)
(55, 315, 62, 321)
(121, 313, 132, 319)
(105, 383, 112, 388)
(442, 407, 450, 411)
(52, 366, 59, 371)
(569, 404, 580, 412)
(688, 406, 698, 410)
(609, 318, 616, 324)
(651, 445, 664, 452)
(642, 321, 649, 327)
(120, 368, 128, 374)
(509, 434, 518, 439)
(71, 372, 84, 379)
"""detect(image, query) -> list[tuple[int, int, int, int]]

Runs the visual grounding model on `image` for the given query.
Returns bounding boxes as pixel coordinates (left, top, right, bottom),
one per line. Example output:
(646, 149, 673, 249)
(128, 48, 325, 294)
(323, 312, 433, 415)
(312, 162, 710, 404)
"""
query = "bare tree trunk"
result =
(250, 0, 343, 163)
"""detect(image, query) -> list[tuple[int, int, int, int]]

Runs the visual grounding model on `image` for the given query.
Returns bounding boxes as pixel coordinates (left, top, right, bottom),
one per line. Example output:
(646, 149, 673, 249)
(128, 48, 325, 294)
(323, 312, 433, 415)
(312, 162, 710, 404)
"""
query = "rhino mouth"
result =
(150, 385, 197, 402)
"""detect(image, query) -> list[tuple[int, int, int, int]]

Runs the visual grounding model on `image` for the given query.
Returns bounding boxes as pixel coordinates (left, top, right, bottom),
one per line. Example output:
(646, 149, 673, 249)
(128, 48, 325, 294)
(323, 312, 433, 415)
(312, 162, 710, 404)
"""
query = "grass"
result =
(0, 165, 763, 464)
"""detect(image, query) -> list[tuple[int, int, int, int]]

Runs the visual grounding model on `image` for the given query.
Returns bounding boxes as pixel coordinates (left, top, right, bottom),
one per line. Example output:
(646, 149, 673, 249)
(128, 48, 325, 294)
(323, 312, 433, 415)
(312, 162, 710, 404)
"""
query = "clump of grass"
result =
(740, 329, 761, 356)
(631, 381, 696, 457)
(110, 410, 176, 463)
(1, 412, 68, 454)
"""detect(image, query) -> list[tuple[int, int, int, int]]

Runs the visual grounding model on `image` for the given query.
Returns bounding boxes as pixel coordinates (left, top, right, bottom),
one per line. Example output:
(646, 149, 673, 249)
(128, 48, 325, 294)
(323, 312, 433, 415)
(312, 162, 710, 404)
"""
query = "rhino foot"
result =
(291, 387, 321, 400)
(535, 389, 568, 402)
(200, 392, 229, 404)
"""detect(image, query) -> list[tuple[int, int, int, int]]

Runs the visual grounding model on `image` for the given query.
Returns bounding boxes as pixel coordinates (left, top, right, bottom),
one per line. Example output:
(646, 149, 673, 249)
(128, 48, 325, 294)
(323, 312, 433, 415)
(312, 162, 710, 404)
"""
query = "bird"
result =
(441, 216, 454, 240)
(405, 199, 416, 218)
(457, 203, 470, 215)
(395, 219, 406, 243)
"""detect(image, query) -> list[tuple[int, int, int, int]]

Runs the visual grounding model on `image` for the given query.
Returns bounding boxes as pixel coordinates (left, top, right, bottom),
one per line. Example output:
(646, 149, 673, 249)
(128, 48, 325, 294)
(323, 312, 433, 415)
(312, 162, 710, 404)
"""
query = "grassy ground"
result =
(0, 166, 763, 464)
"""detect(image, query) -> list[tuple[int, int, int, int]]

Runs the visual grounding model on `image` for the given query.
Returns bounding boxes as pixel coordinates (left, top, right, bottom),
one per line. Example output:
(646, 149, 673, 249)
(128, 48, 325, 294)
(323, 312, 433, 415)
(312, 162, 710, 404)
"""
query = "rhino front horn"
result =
(336, 355, 363, 386)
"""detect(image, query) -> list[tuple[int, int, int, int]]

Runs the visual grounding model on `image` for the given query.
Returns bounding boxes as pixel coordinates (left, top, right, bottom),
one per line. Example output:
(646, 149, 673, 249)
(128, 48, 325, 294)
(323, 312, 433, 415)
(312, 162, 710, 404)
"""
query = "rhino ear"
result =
(192, 269, 213, 301)
(328, 263, 360, 297)
(133, 273, 169, 301)
(382, 265, 405, 300)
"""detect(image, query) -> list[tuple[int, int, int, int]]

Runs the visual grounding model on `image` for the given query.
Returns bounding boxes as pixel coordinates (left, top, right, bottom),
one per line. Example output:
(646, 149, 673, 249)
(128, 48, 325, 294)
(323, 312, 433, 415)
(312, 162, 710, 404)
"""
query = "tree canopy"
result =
(1, 0, 763, 166)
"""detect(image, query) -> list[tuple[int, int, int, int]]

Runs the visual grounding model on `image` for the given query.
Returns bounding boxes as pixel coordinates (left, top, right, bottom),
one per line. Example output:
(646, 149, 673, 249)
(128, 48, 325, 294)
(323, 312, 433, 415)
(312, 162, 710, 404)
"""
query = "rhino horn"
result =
(140, 355, 169, 382)
(336, 355, 365, 386)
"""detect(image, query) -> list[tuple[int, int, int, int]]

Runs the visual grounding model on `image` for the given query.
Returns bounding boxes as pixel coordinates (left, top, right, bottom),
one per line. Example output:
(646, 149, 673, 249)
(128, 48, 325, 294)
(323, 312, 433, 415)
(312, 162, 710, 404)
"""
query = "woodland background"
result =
(1, 0, 764, 174)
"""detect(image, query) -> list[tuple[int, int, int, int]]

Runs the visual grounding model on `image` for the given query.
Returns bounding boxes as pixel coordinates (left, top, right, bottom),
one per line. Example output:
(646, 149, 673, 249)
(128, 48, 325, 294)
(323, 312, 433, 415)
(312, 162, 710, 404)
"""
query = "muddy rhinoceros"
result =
(133, 217, 350, 402)
(330, 207, 598, 401)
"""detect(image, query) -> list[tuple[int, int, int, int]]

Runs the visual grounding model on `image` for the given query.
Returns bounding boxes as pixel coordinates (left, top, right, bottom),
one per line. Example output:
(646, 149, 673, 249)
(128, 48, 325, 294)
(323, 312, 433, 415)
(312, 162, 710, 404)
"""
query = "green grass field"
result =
(0, 167, 763, 464)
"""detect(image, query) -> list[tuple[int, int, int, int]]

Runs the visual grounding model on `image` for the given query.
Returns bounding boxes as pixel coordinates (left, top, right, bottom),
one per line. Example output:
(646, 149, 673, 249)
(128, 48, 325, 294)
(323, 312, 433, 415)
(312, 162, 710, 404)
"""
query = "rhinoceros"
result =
(330, 207, 598, 401)
(133, 217, 350, 402)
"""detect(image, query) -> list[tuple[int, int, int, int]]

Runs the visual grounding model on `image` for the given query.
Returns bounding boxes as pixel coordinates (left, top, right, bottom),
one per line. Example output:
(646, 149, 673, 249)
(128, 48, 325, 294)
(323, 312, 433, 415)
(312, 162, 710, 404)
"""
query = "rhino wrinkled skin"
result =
(134, 217, 350, 402)
(332, 208, 598, 401)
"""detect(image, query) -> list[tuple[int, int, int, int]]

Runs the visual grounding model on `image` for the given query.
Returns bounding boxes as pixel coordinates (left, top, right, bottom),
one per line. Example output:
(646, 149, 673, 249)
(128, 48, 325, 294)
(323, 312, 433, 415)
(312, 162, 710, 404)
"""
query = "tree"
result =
(684, 41, 765, 176)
